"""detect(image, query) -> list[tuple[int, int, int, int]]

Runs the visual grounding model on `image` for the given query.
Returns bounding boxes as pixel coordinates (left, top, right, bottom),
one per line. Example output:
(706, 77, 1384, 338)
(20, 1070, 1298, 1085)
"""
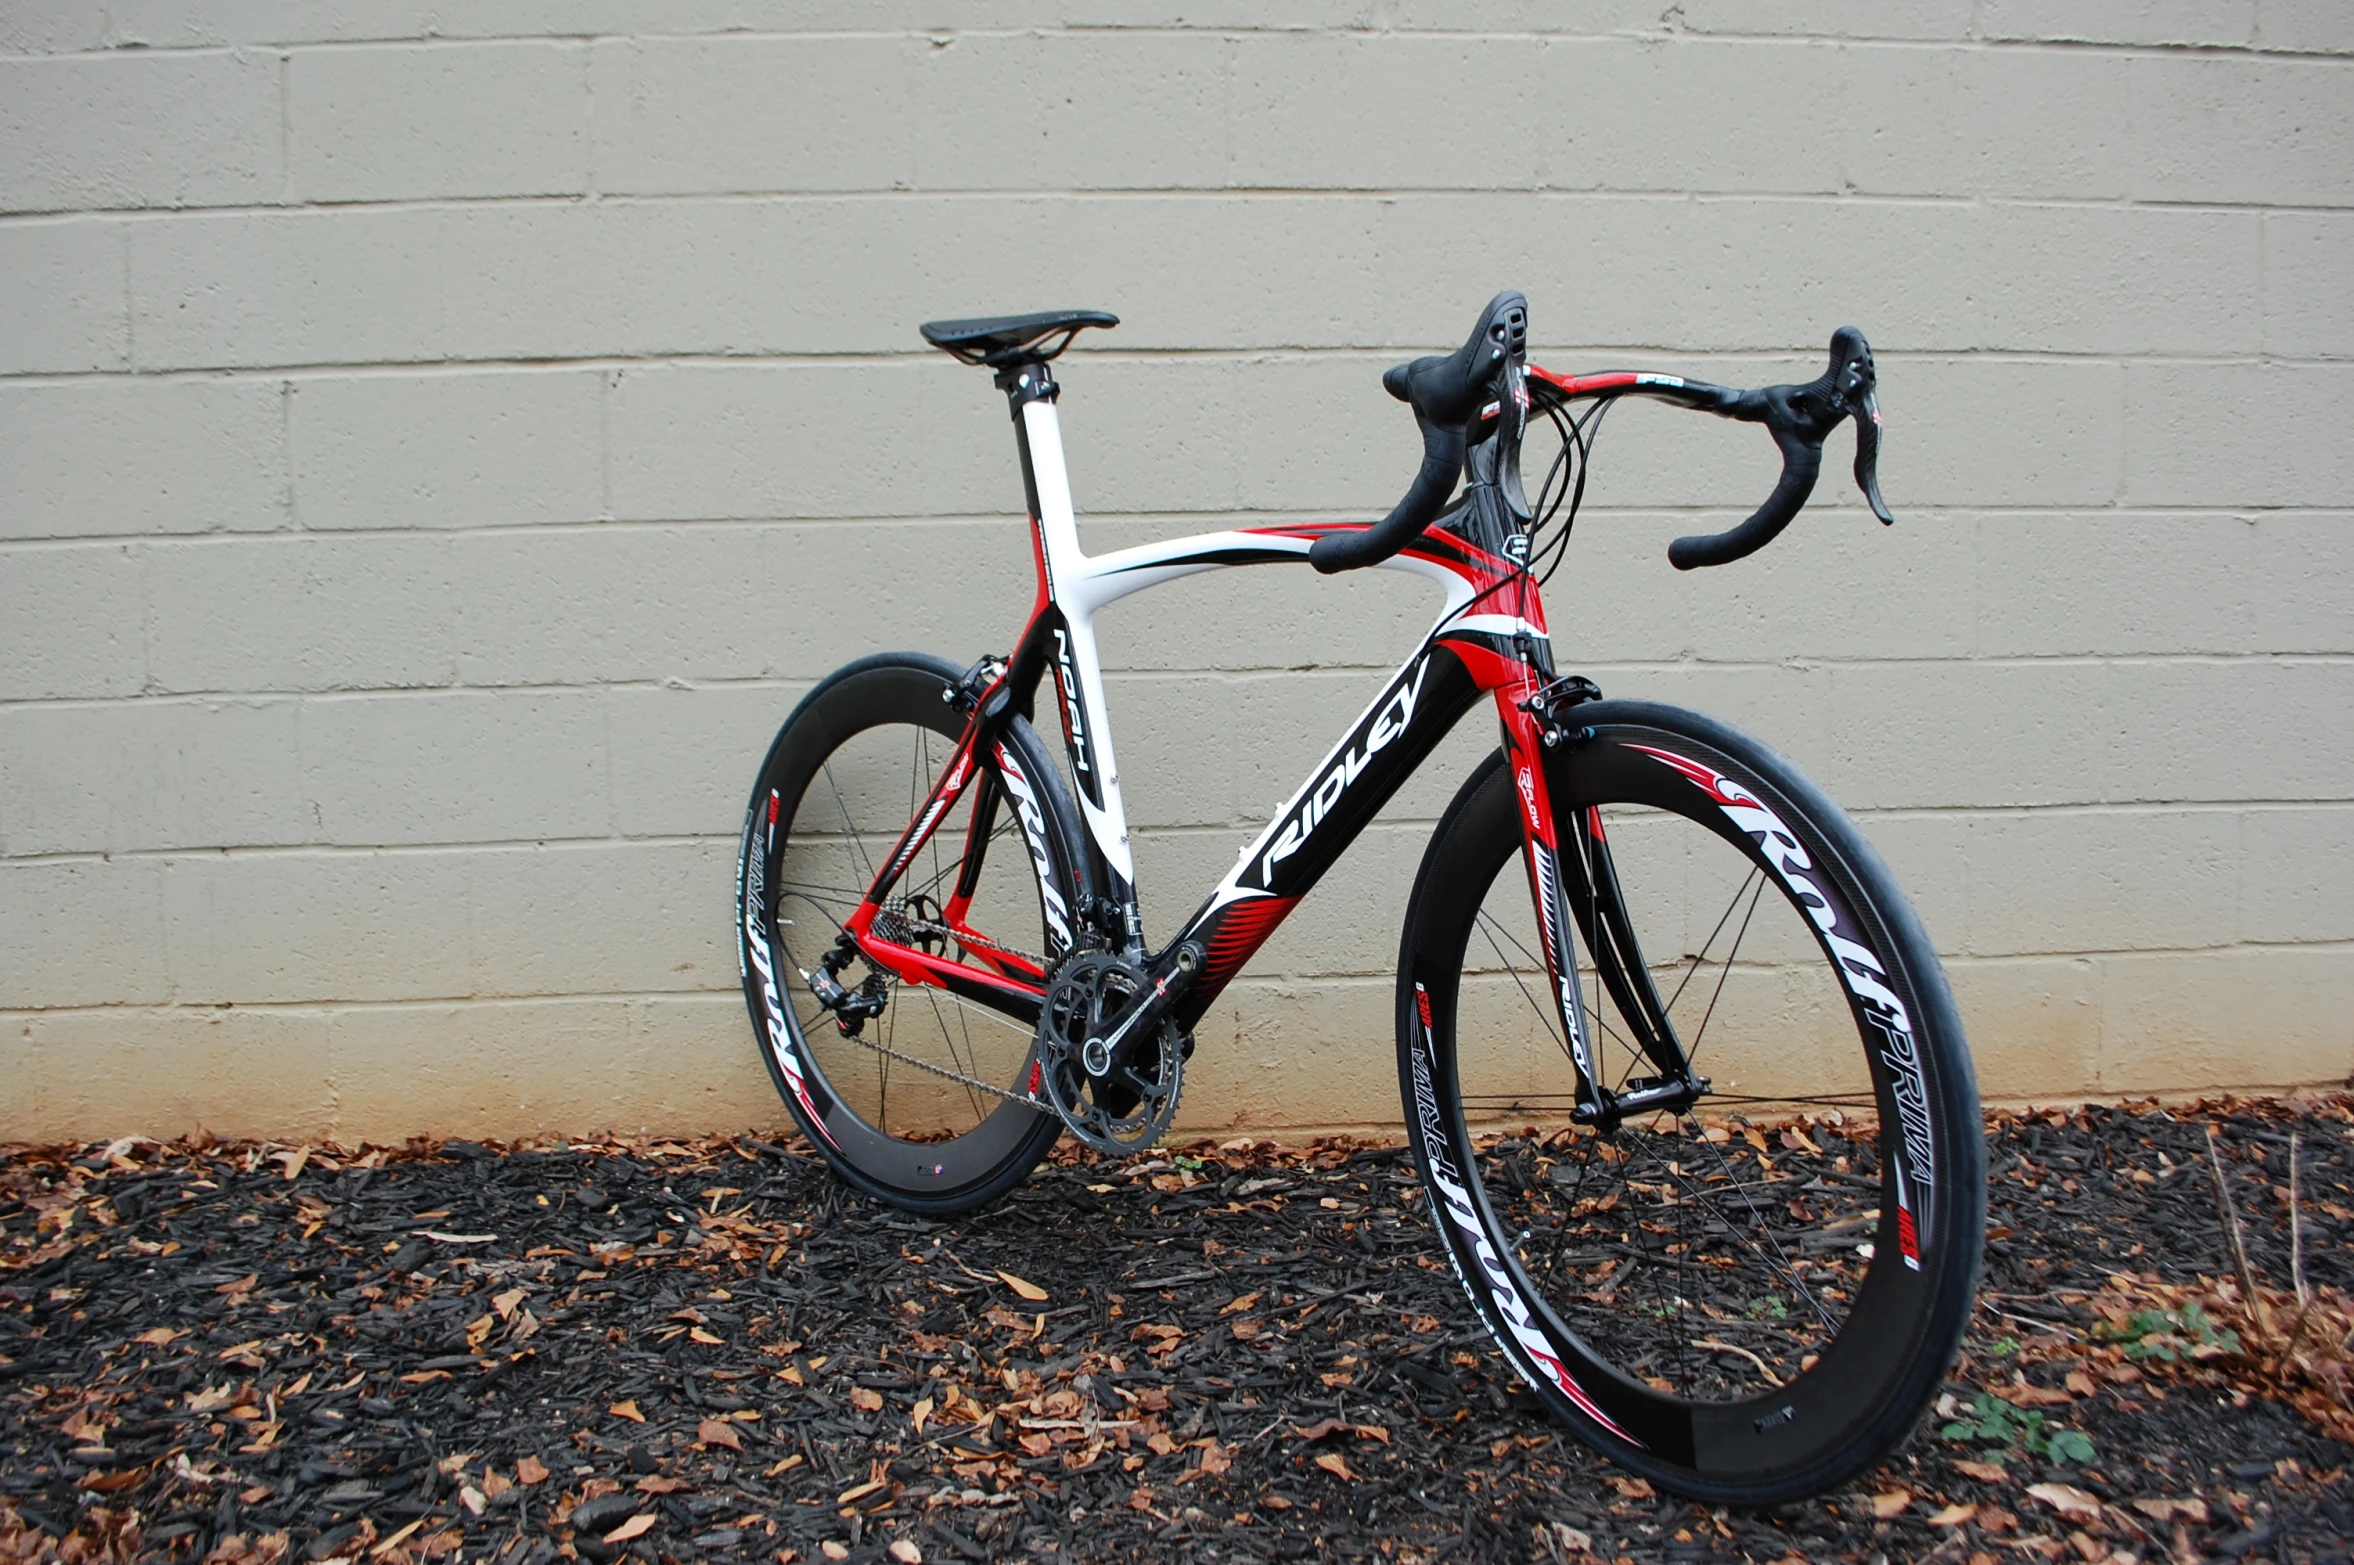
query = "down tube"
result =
(1169, 643, 1486, 1032)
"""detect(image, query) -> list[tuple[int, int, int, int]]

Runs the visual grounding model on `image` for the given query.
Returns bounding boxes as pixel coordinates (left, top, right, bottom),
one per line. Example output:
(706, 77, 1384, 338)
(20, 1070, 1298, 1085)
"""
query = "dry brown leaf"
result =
(2130, 1497, 2208, 1524)
(491, 1287, 526, 1320)
(2063, 1369, 2099, 1397)
(1607, 1476, 1654, 1499)
(76, 1469, 144, 1493)
(515, 1454, 549, 1486)
(1290, 1417, 1347, 1441)
(689, 1328, 724, 1346)
(635, 1475, 690, 1495)
(602, 1513, 657, 1544)
(695, 1418, 743, 1452)
(133, 1327, 182, 1346)
(837, 1479, 886, 1504)
(997, 1271, 1049, 1302)
(1870, 1490, 1911, 1518)
(1194, 1439, 1231, 1475)
(888, 1540, 923, 1564)
(1953, 1459, 2009, 1483)
(848, 1386, 885, 1413)
(1219, 1293, 1261, 1315)
(911, 1396, 933, 1434)
(1927, 1503, 1977, 1527)
(608, 1400, 645, 1423)
(1313, 1451, 1355, 1481)
(2025, 1482, 2102, 1524)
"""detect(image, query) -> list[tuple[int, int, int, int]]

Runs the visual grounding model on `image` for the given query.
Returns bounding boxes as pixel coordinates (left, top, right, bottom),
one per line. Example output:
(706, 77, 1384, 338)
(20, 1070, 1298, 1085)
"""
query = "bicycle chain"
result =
(827, 1024, 1044, 1111)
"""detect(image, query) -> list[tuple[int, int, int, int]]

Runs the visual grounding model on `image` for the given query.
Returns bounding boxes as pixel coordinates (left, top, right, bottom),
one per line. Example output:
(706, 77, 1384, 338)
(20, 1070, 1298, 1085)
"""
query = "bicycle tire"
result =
(1396, 700, 1982, 1503)
(737, 652, 1086, 1213)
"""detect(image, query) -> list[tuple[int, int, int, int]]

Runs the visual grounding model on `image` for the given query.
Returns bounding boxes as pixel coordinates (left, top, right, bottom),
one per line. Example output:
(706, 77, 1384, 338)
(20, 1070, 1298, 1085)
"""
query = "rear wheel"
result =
(737, 653, 1087, 1213)
(1397, 701, 1982, 1503)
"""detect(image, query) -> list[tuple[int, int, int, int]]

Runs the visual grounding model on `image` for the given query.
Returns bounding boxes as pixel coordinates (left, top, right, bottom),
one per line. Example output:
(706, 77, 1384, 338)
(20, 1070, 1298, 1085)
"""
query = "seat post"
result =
(998, 356, 1060, 527)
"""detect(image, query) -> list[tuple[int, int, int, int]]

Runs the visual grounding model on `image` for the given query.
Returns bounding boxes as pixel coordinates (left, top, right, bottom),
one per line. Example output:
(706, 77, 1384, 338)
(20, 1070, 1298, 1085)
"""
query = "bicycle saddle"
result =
(920, 309, 1119, 368)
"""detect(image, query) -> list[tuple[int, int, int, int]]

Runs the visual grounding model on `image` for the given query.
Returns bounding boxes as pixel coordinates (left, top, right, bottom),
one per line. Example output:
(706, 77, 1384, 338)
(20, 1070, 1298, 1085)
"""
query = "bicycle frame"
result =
(835, 359, 1689, 1121)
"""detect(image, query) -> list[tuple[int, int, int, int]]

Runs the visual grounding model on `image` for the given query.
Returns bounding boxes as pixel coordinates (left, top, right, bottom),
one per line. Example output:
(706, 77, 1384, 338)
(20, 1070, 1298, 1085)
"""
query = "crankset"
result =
(1035, 951, 1187, 1155)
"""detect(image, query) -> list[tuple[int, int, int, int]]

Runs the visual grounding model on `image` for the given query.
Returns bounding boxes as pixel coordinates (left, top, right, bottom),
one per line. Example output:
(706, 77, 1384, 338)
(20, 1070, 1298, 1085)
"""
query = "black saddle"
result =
(920, 309, 1118, 368)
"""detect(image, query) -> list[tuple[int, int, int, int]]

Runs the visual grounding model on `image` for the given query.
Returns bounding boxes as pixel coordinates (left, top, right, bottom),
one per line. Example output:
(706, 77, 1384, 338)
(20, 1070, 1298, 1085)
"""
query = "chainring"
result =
(1035, 951, 1184, 1155)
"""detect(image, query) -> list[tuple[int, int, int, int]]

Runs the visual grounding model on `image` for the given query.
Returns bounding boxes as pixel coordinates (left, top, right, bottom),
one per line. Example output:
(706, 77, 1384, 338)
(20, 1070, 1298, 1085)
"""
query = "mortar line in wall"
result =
(7, 347, 2353, 389)
(13, 937, 2353, 1016)
(7, 26, 2348, 62)
(7, 798, 2352, 871)
(7, 184, 2353, 227)
(1, 502, 2343, 552)
(4, 649, 2351, 712)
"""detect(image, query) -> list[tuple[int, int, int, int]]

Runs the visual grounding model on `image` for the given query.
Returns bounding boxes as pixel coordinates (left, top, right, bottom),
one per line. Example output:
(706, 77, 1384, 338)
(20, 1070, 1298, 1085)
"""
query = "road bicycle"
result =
(736, 293, 1984, 1502)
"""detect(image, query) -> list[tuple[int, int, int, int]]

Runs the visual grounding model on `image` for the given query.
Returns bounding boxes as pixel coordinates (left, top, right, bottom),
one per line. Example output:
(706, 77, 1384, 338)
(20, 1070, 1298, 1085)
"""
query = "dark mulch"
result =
(3, 1095, 2350, 1565)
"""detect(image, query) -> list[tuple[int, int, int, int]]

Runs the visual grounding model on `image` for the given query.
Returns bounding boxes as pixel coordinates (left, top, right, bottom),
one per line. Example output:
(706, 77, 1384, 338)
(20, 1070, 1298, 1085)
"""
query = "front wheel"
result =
(1396, 700, 1982, 1504)
(737, 653, 1089, 1214)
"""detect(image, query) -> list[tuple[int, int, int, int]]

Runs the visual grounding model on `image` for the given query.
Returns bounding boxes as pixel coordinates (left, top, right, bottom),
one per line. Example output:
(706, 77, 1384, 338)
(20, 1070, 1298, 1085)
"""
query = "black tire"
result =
(737, 653, 1088, 1213)
(1396, 700, 1982, 1504)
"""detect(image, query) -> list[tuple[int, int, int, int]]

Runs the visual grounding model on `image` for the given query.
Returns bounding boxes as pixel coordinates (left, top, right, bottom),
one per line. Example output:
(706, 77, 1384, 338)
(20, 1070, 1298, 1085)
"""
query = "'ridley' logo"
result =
(1256, 657, 1429, 885)
(1052, 627, 1090, 774)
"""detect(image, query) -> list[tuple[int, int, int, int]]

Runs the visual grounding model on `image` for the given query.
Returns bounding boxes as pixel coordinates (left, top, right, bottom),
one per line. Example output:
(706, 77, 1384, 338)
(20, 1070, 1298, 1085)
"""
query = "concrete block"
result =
(0, 697, 306, 855)
(1531, 37, 1847, 195)
(2255, 0, 2354, 52)
(0, 3, 112, 52)
(1821, 657, 2354, 810)
(1944, 954, 2100, 1103)
(908, 31, 1229, 192)
(608, 361, 1010, 523)
(1186, 975, 1400, 1133)
(0, 49, 281, 213)
(2240, 806, 2354, 945)
(0, 857, 170, 1009)
(145, 532, 458, 693)
(1975, 513, 2263, 658)
(12, 1005, 338, 1143)
(453, 524, 767, 687)
(326, 994, 775, 1142)
(1956, 807, 2241, 958)
(1968, 204, 2260, 358)
(2250, 512, 2354, 655)
(1231, 34, 1545, 190)
(1841, 45, 2132, 201)
(161, 847, 473, 1004)
(2126, 54, 2354, 208)
(2096, 946, 2354, 1092)
(129, 208, 445, 372)
(0, 541, 146, 700)
(607, 681, 809, 840)
(1977, 0, 2255, 47)
(2263, 211, 2354, 359)
(465, 838, 734, 999)
(291, 369, 604, 529)
(590, 35, 921, 195)
(0, 216, 128, 372)
(1672, 1, 1963, 38)
(289, 39, 588, 202)
(299, 689, 608, 847)
(2125, 362, 2354, 508)
(0, 377, 287, 539)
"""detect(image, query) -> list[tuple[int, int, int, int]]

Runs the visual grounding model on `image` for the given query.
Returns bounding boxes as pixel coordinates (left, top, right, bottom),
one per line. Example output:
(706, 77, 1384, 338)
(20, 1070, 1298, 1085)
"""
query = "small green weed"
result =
(2089, 1302, 2239, 1362)
(1745, 1295, 1789, 1321)
(1939, 1391, 2096, 1466)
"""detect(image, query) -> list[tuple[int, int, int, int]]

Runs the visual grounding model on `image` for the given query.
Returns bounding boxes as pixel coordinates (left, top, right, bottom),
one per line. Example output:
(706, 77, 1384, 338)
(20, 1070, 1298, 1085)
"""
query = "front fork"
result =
(1504, 669, 1710, 1133)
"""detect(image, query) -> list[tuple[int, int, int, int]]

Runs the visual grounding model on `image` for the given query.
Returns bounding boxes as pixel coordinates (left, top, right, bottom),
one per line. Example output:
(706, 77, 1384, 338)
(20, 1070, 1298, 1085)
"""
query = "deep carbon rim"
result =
(737, 657, 1076, 1208)
(1400, 707, 1980, 1499)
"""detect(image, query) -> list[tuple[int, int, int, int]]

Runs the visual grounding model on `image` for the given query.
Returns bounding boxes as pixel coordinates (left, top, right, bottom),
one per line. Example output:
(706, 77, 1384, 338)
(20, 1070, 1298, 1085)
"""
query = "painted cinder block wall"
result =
(3, 4, 2350, 1143)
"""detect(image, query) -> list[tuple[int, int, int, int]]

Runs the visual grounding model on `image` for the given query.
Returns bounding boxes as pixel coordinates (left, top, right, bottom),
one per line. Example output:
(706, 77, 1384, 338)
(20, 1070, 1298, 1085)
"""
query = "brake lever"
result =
(1831, 327, 1894, 526)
